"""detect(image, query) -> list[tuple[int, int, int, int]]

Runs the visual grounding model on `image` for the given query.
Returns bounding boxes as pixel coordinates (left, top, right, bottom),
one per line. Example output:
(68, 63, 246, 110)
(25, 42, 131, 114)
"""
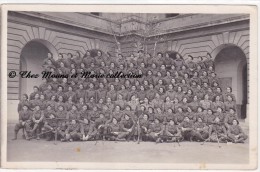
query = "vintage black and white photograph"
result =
(1, 4, 258, 169)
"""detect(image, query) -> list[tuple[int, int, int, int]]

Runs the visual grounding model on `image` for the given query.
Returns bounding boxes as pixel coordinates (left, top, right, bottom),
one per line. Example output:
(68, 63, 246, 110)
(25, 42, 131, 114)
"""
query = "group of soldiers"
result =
(13, 50, 248, 144)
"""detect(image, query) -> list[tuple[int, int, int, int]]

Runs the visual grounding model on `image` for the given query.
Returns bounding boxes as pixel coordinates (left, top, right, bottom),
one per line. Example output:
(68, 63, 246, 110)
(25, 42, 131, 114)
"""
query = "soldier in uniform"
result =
(192, 117, 209, 141)
(227, 119, 248, 143)
(79, 118, 97, 141)
(64, 120, 81, 142)
(120, 114, 136, 141)
(147, 117, 164, 143)
(106, 117, 128, 141)
(12, 105, 32, 140)
(164, 119, 182, 142)
(179, 116, 195, 141)
(224, 108, 239, 129)
(17, 94, 31, 112)
(208, 116, 228, 143)
(31, 105, 44, 140)
(29, 86, 40, 100)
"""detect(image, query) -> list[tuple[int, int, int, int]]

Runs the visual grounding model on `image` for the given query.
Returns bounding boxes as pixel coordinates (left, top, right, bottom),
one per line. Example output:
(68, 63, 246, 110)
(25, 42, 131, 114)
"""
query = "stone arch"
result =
(213, 44, 248, 119)
(19, 39, 58, 98)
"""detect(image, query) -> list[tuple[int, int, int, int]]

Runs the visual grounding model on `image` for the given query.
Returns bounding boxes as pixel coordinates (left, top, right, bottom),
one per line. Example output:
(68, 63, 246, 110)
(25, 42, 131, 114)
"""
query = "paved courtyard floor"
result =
(6, 124, 249, 164)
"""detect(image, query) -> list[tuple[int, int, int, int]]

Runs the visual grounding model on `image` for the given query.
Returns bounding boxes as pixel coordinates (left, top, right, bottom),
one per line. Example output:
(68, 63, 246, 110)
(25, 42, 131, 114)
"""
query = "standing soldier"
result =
(17, 94, 31, 112)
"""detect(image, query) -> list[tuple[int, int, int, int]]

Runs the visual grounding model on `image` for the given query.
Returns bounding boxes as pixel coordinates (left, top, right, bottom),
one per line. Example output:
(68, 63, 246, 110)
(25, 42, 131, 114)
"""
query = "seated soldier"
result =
(192, 117, 209, 141)
(42, 105, 57, 141)
(79, 118, 97, 141)
(94, 113, 109, 140)
(179, 116, 195, 141)
(163, 119, 182, 142)
(224, 108, 239, 129)
(146, 117, 164, 143)
(227, 119, 248, 143)
(208, 116, 228, 143)
(120, 114, 136, 141)
(106, 117, 128, 141)
(30, 105, 44, 140)
(63, 120, 81, 142)
(13, 105, 33, 140)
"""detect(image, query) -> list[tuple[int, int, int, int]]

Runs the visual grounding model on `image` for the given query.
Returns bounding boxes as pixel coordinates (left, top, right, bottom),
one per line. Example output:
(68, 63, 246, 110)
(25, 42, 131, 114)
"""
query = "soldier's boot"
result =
(24, 130, 30, 140)
(22, 128, 26, 139)
(12, 130, 19, 140)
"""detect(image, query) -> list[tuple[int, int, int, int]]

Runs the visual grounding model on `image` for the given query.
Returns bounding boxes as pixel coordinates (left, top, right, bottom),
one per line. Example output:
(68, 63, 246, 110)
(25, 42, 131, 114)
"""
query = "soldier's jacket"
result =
(154, 112, 166, 123)
(184, 112, 196, 121)
(77, 102, 85, 111)
(114, 100, 126, 110)
(117, 90, 129, 101)
(39, 100, 47, 110)
(66, 123, 80, 133)
(224, 101, 236, 112)
(32, 110, 44, 122)
(112, 111, 123, 122)
(175, 92, 184, 102)
(149, 123, 163, 133)
(175, 112, 185, 124)
(180, 121, 194, 129)
(199, 100, 212, 110)
(120, 118, 135, 130)
(146, 88, 157, 101)
(212, 101, 225, 112)
(166, 124, 179, 134)
(64, 102, 76, 112)
(188, 101, 199, 112)
(96, 88, 107, 101)
(151, 98, 164, 109)
(165, 112, 174, 122)
(211, 123, 227, 135)
(85, 89, 96, 101)
(29, 91, 40, 100)
(55, 102, 66, 111)
(43, 90, 55, 101)
(43, 109, 56, 119)
(203, 114, 215, 124)
(165, 90, 176, 100)
(223, 92, 236, 102)
(163, 102, 174, 112)
(213, 112, 225, 122)
(106, 90, 117, 101)
(66, 110, 80, 120)
(80, 122, 94, 134)
(19, 110, 32, 122)
(64, 91, 76, 101)
(78, 110, 89, 120)
(55, 110, 67, 119)
(30, 99, 41, 108)
(109, 123, 121, 132)
(17, 100, 31, 112)
(89, 110, 100, 121)
(139, 119, 150, 129)
(224, 113, 238, 125)
(45, 118, 58, 128)
(173, 58, 185, 70)
(45, 100, 57, 110)
(228, 125, 244, 135)
(193, 122, 207, 130)
(94, 117, 107, 129)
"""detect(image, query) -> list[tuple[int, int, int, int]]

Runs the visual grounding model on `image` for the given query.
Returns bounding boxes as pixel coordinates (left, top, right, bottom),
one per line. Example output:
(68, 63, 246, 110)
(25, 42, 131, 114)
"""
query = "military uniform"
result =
(227, 125, 248, 143)
(65, 122, 81, 141)
(14, 110, 33, 139)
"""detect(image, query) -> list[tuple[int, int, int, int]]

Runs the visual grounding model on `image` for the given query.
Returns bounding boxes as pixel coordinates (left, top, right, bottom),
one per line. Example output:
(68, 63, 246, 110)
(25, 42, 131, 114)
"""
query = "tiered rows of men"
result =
(13, 50, 248, 144)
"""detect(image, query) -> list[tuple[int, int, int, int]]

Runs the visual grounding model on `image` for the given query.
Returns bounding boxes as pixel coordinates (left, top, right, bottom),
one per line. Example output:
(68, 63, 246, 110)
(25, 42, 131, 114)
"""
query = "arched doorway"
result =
(20, 39, 58, 98)
(214, 45, 247, 119)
